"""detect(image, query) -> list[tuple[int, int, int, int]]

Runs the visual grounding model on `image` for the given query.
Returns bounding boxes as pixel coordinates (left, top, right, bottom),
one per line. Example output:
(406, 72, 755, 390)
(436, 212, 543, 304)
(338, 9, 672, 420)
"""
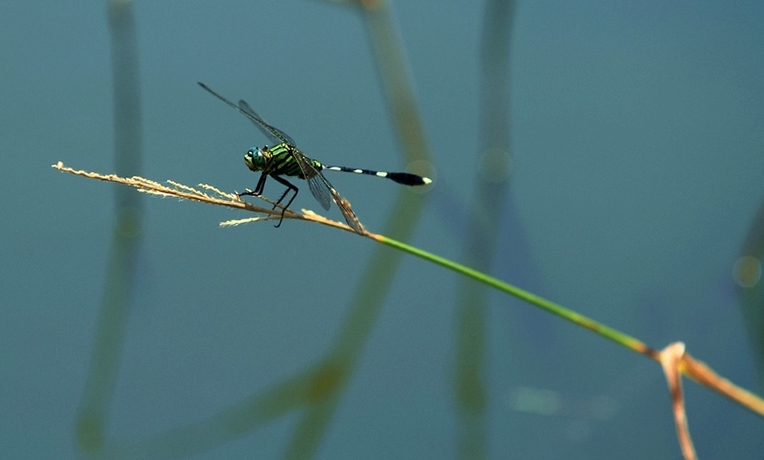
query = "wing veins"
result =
(198, 82, 294, 145)
(291, 150, 332, 211)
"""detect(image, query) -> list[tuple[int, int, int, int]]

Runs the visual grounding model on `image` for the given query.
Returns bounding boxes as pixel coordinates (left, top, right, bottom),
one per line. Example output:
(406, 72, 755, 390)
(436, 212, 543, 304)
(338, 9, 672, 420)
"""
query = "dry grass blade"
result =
(52, 161, 364, 235)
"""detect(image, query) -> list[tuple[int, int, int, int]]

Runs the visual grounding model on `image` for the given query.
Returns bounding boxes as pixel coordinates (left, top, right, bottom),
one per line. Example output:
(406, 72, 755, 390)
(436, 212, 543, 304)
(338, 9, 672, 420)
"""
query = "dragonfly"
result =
(198, 82, 432, 233)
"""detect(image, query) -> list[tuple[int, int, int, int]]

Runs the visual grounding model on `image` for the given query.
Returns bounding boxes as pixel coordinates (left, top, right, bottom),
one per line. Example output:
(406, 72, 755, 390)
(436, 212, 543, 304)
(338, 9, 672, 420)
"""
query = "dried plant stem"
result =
(52, 161, 359, 234)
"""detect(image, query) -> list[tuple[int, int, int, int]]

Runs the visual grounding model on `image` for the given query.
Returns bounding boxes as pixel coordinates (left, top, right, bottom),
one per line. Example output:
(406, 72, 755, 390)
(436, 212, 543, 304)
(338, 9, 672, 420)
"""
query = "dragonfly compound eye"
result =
(244, 147, 268, 172)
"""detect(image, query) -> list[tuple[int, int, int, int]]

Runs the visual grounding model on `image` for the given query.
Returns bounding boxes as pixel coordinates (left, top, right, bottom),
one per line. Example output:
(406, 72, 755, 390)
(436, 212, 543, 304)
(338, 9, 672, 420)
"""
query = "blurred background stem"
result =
(454, 1, 516, 458)
(75, 0, 144, 453)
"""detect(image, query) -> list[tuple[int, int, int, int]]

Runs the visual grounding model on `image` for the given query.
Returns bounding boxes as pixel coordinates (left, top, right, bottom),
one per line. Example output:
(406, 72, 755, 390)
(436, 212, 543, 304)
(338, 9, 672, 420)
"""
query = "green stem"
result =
(374, 234, 654, 357)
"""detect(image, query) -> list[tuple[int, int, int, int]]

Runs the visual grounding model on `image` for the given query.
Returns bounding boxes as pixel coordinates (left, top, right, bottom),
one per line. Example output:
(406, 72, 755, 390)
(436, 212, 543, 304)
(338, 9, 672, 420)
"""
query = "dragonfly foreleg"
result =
(238, 172, 269, 197)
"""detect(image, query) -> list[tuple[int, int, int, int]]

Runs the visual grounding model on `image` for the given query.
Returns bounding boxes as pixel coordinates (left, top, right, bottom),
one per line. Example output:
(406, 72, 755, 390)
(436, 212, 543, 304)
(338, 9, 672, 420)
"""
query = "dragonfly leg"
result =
(238, 172, 268, 197)
(271, 175, 299, 228)
(254, 172, 268, 195)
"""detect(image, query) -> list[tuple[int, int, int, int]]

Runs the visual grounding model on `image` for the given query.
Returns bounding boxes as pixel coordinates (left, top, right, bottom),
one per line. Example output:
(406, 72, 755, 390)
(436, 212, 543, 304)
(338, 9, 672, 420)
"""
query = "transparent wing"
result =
(291, 150, 332, 211)
(198, 82, 296, 146)
(292, 151, 363, 233)
(238, 99, 297, 146)
(332, 192, 364, 234)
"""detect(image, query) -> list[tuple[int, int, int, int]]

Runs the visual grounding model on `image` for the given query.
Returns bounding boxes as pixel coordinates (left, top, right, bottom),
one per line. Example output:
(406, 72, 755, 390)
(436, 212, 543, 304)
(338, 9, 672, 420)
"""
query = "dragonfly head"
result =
(244, 146, 270, 172)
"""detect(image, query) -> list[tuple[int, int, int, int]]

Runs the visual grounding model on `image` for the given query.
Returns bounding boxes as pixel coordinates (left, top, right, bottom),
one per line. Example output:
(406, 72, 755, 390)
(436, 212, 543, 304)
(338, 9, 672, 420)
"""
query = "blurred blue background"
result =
(2, 0, 763, 458)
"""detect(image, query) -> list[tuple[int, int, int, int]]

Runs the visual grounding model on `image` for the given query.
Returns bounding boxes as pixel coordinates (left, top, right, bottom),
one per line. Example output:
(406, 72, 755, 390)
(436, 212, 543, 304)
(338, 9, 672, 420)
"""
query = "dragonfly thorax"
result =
(244, 146, 270, 172)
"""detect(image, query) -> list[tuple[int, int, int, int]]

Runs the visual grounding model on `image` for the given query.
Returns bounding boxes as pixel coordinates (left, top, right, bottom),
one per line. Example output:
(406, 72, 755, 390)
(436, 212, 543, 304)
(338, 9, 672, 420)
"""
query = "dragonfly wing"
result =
(292, 151, 332, 211)
(238, 99, 297, 146)
(292, 151, 363, 232)
(305, 175, 333, 211)
(237, 100, 279, 144)
(332, 191, 364, 233)
(198, 83, 298, 145)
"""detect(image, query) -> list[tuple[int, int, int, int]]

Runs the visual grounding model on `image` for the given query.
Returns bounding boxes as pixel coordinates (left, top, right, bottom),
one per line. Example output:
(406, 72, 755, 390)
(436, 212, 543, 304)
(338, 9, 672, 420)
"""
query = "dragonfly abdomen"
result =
(323, 165, 431, 186)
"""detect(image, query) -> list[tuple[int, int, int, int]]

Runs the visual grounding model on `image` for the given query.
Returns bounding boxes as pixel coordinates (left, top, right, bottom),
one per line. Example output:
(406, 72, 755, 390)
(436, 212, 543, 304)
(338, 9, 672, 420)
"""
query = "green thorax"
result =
(244, 142, 323, 179)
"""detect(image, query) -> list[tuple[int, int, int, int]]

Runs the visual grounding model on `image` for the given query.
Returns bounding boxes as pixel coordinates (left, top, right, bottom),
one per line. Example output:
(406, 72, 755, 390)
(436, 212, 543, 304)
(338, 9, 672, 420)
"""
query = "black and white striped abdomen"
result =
(323, 165, 432, 186)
